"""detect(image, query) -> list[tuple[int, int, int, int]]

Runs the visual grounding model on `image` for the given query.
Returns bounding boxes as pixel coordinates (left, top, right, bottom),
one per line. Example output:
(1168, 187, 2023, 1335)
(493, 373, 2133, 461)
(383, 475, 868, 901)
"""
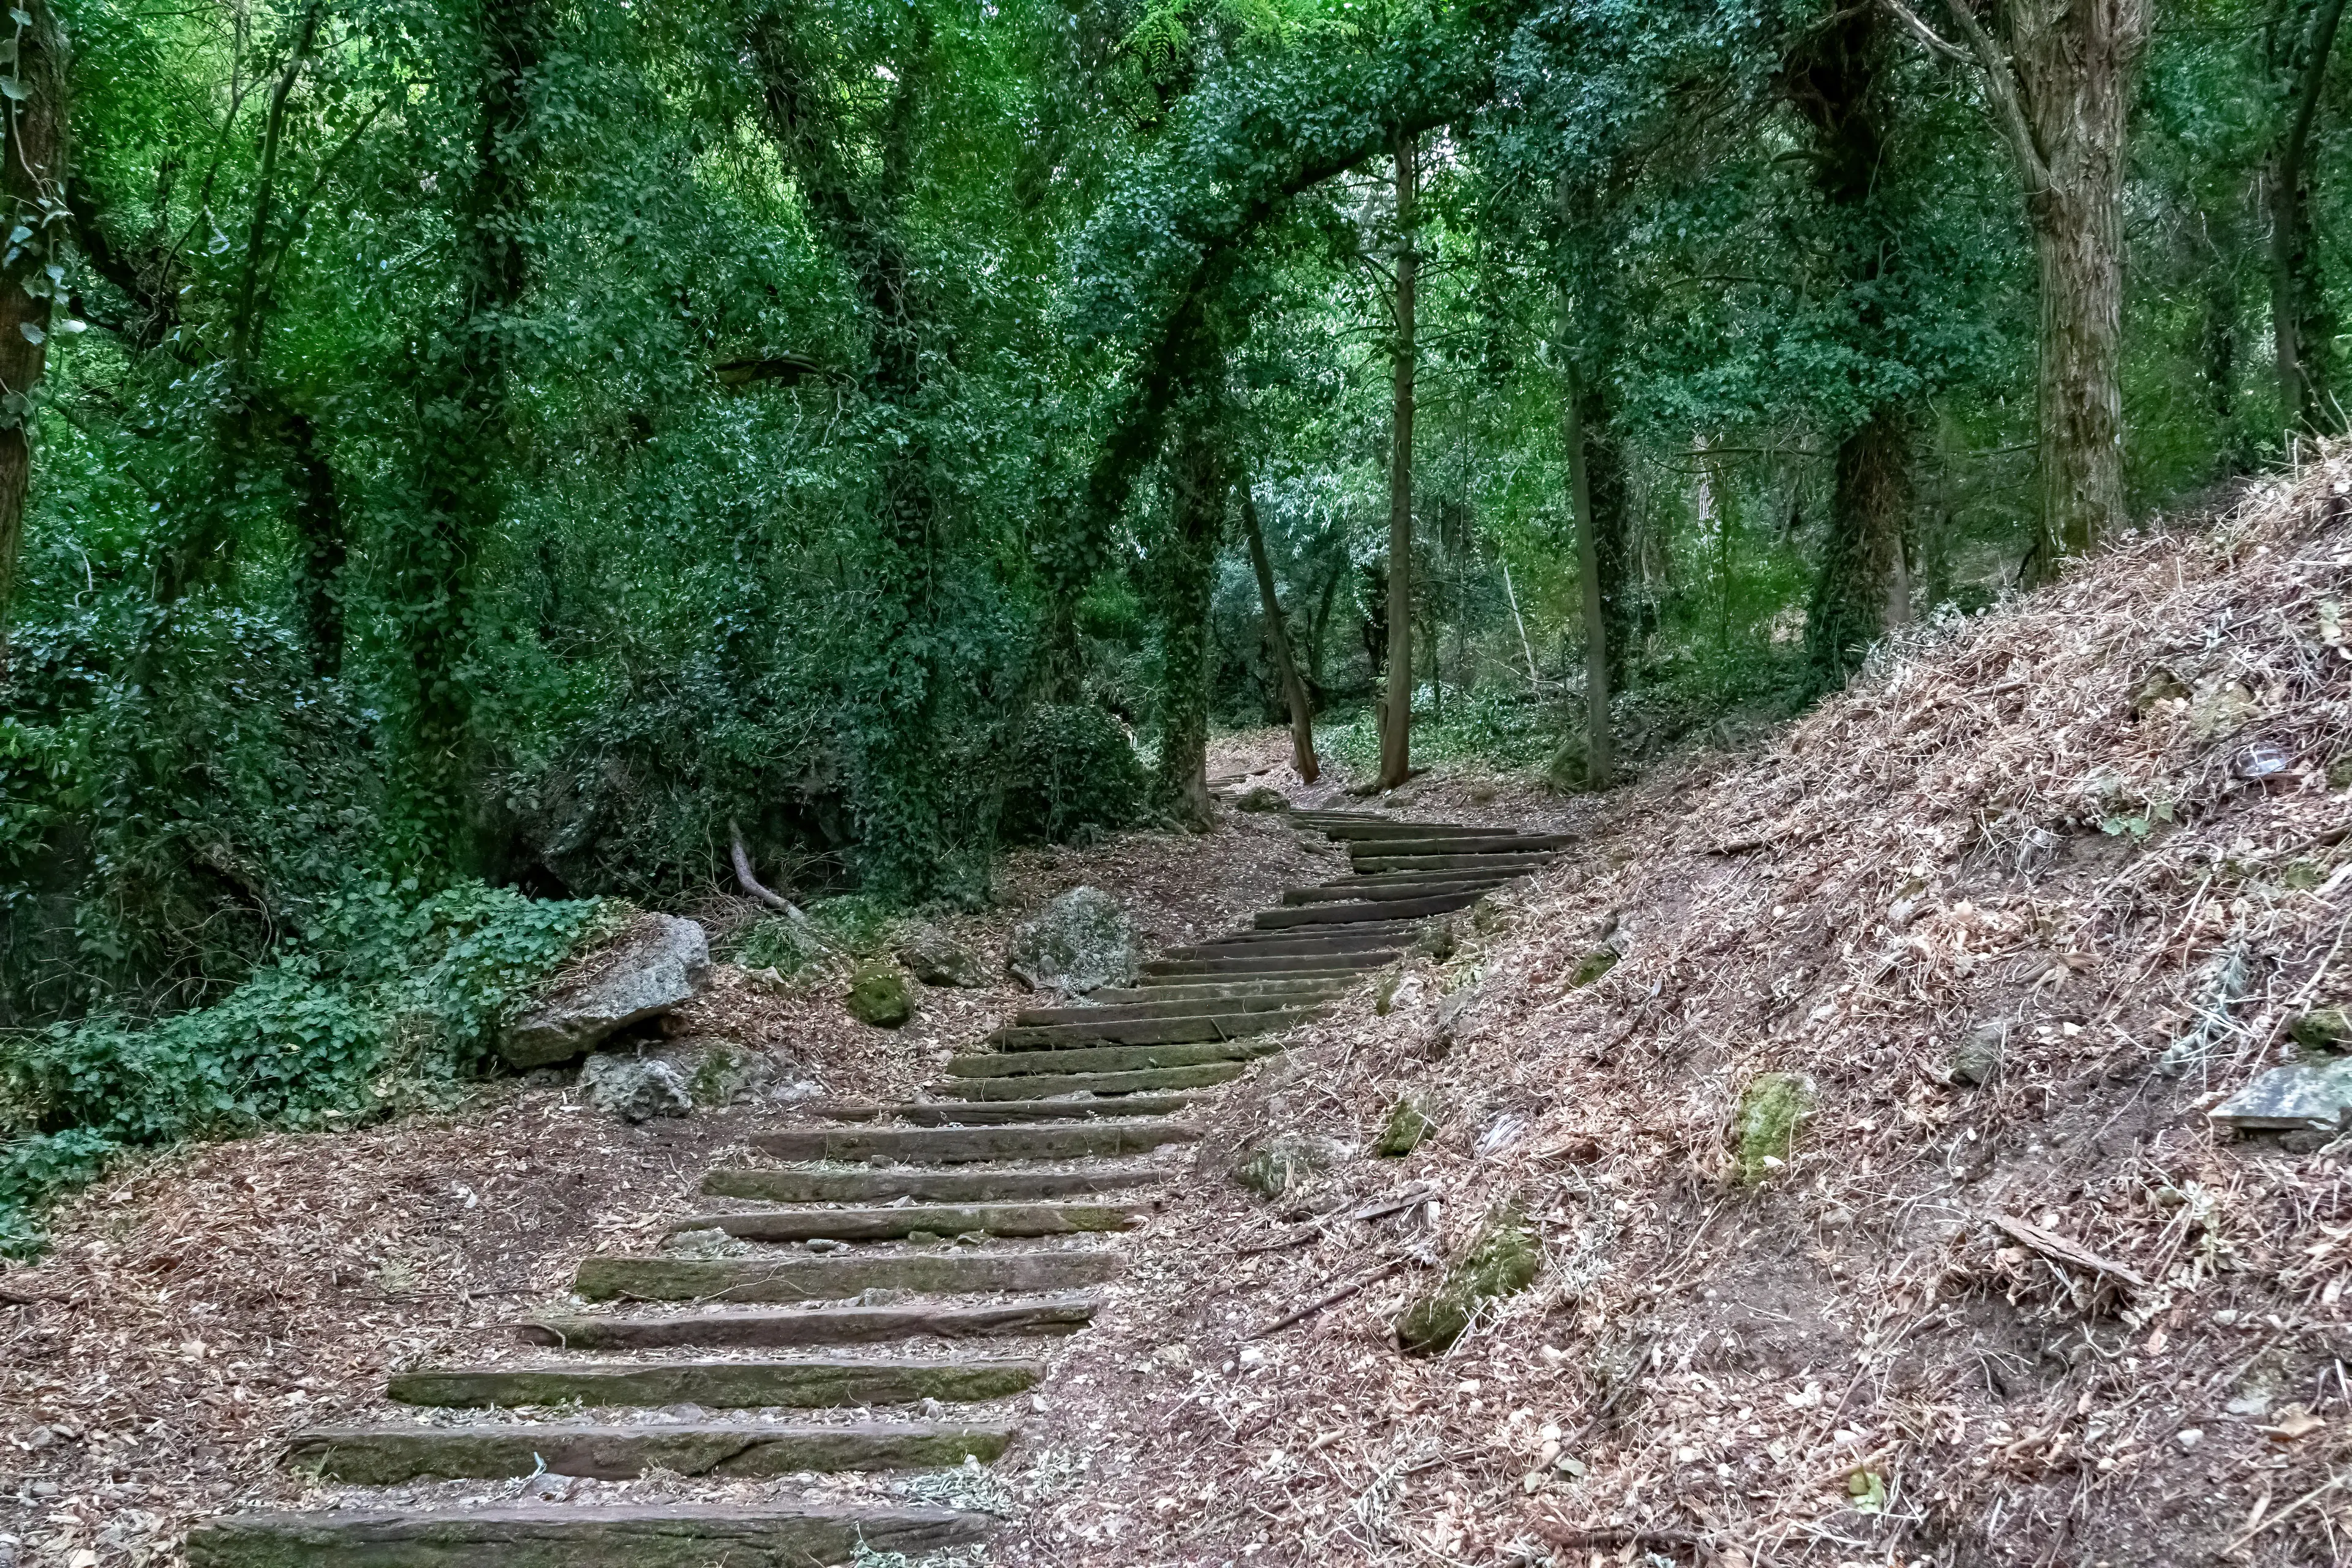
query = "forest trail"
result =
(182, 811, 1565, 1566)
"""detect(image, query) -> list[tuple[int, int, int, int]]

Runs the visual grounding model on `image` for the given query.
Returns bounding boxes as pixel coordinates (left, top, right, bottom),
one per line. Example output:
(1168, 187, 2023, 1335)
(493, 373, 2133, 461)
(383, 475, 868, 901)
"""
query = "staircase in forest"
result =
(184, 810, 1571, 1566)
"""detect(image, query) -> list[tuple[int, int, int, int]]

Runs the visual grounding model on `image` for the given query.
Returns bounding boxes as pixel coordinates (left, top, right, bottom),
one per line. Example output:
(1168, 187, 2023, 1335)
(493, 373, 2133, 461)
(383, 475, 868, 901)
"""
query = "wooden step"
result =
(1161, 937, 1403, 962)
(1305, 820, 1521, 840)
(706, 1162, 1172, 1201)
(1087, 978, 1349, 1005)
(671, 1202, 1144, 1243)
(1333, 867, 1529, 890)
(573, 1246, 1122, 1303)
(1255, 891, 1485, 927)
(1280, 876, 1503, 906)
(389, 1354, 1044, 1409)
(750, 1120, 1198, 1163)
(986, 1008, 1316, 1049)
(285, 1420, 1018, 1482)
(1352, 851, 1559, 875)
(522, 1295, 1100, 1349)
(934, 1062, 1248, 1098)
(811, 1095, 1201, 1124)
(1189, 922, 1415, 948)
(1140, 955, 1387, 979)
(184, 1502, 985, 1567)
(945, 1039, 1280, 1077)
(1349, 832, 1574, 858)
(1012, 992, 1319, 1027)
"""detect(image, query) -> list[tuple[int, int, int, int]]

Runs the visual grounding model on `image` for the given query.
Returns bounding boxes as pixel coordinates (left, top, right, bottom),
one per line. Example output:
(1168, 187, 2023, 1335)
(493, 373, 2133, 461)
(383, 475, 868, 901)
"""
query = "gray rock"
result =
(1234, 785, 1289, 813)
(1234, 1132, 1351, 1198)
(664, 1038, 779, 1107)
(581, 1054, 693, 1121)
(2209, 1060, 2352, 1132)
(502, 913, 710, 1067)
(899, 927, 986, 989)
(1951, 1020, 2006, 1087)
(1006, 887, 1139, 996)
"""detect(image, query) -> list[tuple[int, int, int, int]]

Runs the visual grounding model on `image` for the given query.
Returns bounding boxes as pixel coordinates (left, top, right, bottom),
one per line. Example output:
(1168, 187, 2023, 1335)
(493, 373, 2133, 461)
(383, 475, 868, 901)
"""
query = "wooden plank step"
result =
(749, 1120, 1198, 1163)
(1088, 978, 1349, 1005)
(986, 1008, 1316, 1049)
(184, 1502, 985, 1567)
(1335, 867, 1531, 889)
(1140, 956, 1387, 979)
(1352, 851, 1559, 875)
(1255, 891, 1485, 928)
(390, 1355, 1042, 1410)
(671, 1202, 1143, 1243)
(285, 1420, 1018, 1483)
(1280, 877, 1504, 906)
(1012, 992, 1319, 1026)
(944, 1039, 1280, 1077)
(811, 1095, 1201, 1124)
(1305, 820, 1523, 840)
(705, 1162, 1172, 1201)
(1349, 832, 1574, 857)
(573, 1248, 1121, 1303)
(933, 1062, 1247, 1098)
(521, 1295, 1100, 1350)
(1161, 937, 1404, 961)
(1194, 921, 1415, 945)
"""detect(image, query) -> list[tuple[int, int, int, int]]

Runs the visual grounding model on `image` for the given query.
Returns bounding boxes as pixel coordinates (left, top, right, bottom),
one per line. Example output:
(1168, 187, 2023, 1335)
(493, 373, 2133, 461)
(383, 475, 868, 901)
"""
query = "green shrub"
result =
(1000, 704, 1147, 844)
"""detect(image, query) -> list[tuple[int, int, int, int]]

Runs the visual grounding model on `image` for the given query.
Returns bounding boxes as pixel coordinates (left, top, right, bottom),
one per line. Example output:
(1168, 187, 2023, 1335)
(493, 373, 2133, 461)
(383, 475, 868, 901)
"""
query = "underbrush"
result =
(0, 883, 623, 1256)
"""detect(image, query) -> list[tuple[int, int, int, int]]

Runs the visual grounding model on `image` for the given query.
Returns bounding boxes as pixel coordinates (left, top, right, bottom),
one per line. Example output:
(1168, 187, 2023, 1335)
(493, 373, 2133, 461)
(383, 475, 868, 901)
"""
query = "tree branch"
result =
(728, 820, 841, 950)
(1932, 0, 2052, 195)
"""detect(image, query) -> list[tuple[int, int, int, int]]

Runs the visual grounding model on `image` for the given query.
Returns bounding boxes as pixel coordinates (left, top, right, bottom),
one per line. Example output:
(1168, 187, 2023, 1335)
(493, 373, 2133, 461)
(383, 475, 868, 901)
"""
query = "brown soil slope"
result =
(1005, 459, 2352, 1566)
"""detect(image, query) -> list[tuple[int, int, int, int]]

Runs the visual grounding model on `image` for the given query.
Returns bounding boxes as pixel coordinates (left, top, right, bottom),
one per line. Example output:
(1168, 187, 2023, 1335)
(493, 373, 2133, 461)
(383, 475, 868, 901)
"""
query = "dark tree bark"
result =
(1238, 481, 1317, 782)
(1561, 353, 1612, 791)
(1157, 412, 1225, 827)
(0, 0, 68, 660)
(1376, 131, 1417, 792)
(1790, 4, 1913, 680)
(2271, 0, 2349, 435)
(1907, 0, 2153, 573)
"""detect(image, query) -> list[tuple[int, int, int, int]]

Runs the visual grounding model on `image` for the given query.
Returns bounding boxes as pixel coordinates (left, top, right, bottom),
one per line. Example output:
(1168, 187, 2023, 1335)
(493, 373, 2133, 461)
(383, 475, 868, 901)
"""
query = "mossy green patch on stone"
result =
(1733, 1071, 1810, 1184)
(846, 962, 914, 1028)
(1395, 1205, 1541, 1356)
(1375, 1093, 1439, 1157)
(2291, 1006, 2352, 1054)
(1567, 948, 1619, 988)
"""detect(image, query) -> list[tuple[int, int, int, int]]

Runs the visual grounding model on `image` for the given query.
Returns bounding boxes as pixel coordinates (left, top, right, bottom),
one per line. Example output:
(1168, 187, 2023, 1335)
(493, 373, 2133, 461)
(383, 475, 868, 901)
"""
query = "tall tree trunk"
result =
(1789, 2, 1914, 679)
(2274, 0, 2349, 434)
(0, 0, 68, 662)
(285, 411, 346, 676)
(1375, 131, 1417, 792)
(1239, 482, 1317, 782)
(1934, 0, 2151, 576)
(1158, 413, 1224, 827)
(1561, 353, 1612, 791)
(386, 0, 540, 872)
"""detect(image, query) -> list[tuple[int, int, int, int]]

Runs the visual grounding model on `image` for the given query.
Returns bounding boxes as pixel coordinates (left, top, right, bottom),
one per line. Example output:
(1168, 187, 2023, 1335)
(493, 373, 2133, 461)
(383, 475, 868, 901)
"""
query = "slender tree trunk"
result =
(2274, 0, 2349, 434)
(1239, 483, 1317, 782)
(0, 0, 67, 662)
(1158, 415, 1224, 827)
(1376, 132, 1417, 791)
(1562, 353, 1612, 791)
(1807, 411, 1912, 680)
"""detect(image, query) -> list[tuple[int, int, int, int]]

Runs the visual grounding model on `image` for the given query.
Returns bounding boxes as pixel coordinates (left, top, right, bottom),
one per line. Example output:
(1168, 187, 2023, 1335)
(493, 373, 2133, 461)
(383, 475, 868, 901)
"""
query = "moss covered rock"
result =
(1396, 1206, 1541, 1355)
(2291, 1006, 2352, 1054)
(1733, 1071, 1810, 1183)
(846, 963, 914, 1028)
(1567, 948, 1619, 988)
(1374, 1093, 1439, 1157)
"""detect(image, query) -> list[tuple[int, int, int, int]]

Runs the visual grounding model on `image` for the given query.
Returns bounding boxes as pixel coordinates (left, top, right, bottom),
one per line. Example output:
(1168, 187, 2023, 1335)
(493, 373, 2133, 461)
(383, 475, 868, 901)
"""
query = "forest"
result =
(0, 0, 2345, 1230)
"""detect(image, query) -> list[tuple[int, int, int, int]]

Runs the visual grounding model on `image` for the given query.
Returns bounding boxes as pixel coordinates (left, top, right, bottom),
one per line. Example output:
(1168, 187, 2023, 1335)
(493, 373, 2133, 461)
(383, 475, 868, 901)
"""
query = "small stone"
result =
(579, 1054, 693, 1122)
(2209, 1061, 2352, 1132)
(2176, 1427, 2204, 1450)
(2290, 1008, 2352, 1054)
(846, 962, 915, 1028)
(1233, 1133, 1349, 1198)
(1234, 785, 1289, 813)
(1951, 1020, 2006, 1087)
(899, 928, 986, 989)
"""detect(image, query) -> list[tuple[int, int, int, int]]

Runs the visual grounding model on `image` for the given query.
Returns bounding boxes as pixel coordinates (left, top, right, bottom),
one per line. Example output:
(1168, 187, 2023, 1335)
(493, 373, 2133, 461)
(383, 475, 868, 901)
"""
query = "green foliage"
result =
(1001, 706, 1150, 845)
